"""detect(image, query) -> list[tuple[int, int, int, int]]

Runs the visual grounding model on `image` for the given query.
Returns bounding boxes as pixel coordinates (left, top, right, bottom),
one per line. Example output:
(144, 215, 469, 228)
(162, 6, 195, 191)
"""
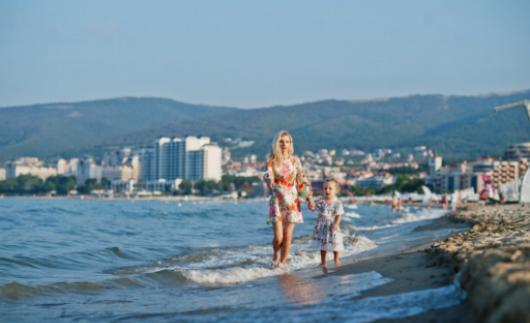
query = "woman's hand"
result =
(332, 223, 340, 233)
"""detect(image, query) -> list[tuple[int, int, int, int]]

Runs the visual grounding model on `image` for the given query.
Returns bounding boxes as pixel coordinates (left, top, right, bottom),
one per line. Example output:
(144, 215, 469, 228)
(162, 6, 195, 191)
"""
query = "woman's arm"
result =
(294, 157, 313, 202)
(263, 160, 276, 193)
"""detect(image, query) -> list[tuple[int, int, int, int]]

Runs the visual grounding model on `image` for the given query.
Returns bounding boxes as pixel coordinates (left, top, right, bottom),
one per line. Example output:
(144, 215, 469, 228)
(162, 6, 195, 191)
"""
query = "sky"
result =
(1, 0, 529, 108)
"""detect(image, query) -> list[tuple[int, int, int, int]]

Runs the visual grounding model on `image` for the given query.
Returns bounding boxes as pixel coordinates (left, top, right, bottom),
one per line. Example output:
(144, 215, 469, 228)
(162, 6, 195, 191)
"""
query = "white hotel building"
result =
(141, 136, 222, 182)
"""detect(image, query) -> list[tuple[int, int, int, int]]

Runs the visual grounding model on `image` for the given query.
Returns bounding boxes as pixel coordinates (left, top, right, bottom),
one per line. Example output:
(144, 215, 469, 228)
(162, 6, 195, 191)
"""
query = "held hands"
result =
(307, 199, 316, 211)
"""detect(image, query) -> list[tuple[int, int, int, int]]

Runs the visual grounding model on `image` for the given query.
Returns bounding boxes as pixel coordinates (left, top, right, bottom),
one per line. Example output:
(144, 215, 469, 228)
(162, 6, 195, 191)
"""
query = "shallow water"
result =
(1, 198, 464, 322)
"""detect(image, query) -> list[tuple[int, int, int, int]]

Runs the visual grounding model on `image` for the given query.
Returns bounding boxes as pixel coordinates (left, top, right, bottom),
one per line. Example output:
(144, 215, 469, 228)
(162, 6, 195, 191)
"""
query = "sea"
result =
(0, 198, 466, 322)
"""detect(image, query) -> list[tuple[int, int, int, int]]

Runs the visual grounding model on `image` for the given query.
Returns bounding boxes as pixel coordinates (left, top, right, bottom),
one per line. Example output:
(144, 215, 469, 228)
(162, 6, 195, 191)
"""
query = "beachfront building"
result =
(110, 179, 136, 194)
(100, 148, 141, 181)
(56, 158, 79, 177)
(140, 136, 222, 185)
(5, 157, 57, 180)
(428, 156, 443, 175)
(426, 157, 529, 194)
(503, 142, 530, 161)
(76, 157, 102, 185)
(355, 174, 395, 189)
(138, 148, 156, 181)
(491, 160, 529, 186)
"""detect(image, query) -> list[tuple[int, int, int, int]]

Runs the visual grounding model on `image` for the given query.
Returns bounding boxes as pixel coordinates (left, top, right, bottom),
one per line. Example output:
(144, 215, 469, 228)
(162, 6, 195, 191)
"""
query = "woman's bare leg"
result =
(280, 222, 295, 266)
(272, 221, 283, 267)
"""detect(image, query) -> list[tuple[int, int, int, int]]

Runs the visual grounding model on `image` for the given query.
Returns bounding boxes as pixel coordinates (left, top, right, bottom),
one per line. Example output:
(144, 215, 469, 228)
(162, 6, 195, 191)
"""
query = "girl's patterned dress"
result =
(311, 197, 345, 252)
(264, 156, 313, 224)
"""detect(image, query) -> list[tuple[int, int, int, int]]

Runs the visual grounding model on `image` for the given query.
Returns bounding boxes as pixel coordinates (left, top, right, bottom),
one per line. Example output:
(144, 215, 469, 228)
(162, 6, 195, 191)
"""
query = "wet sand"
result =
(323, 215, 476, 322)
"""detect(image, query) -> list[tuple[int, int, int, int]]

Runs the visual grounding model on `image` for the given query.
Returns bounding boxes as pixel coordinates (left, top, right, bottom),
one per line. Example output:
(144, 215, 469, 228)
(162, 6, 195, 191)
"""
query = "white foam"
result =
(356, 208, 446, 232)
(343, 211, 361, 219)
(135, 235, 378, 286)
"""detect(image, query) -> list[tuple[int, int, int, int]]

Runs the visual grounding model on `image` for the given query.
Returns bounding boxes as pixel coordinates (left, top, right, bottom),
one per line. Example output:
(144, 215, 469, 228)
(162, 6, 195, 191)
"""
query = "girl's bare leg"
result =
(280, 222, 295, 266)
(334, 251, 341, 267)
(272, 221, 283, 267)
(320, 250, 328, 273)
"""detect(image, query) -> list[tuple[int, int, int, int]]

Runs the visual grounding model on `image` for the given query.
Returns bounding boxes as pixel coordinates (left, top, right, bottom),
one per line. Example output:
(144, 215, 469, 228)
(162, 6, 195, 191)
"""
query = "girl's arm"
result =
(333, 203, 345, 232)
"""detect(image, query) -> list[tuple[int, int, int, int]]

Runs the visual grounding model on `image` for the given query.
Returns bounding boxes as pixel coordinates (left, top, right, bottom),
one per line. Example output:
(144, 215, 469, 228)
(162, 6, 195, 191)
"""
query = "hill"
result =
(110, 90, 530, 159)
(1, 90, 530, 161)
(0, 97, 236, 160)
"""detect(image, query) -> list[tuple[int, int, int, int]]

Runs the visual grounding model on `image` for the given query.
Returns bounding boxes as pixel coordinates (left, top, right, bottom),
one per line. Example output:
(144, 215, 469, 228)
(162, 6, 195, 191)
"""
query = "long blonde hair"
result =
(269, 130, 294, 166)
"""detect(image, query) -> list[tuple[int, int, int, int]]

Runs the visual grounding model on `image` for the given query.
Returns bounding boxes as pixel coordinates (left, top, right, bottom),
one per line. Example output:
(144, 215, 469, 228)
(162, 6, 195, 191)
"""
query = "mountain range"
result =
(1, 90, 530, 162)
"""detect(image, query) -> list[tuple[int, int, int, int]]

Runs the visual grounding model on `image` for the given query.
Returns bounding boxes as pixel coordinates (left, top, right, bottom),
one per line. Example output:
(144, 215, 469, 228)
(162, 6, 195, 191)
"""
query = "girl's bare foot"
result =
(334, 259, 341, 267)
(320, 264, 329, 274)
(272, 260, 279, 269)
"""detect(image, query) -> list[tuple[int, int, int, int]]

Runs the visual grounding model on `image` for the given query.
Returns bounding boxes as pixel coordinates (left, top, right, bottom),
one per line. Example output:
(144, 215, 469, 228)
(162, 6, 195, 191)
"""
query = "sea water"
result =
(0, 198, 465, 322)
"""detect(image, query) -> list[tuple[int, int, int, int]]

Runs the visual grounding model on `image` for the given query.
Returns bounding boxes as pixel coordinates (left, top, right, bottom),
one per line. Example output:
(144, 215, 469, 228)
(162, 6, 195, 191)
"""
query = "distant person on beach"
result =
(263, 130, 315, 269)
(310, 178, 344, 273)
(391, 191, 402, 212)
(442, 193, 449, 209)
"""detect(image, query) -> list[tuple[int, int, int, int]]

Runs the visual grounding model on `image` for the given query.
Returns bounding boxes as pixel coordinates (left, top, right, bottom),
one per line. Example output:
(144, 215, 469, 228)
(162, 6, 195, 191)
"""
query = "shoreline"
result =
(427, 204, 530, 323)
(319, 215, 476, 322)
(327, 204, 530, 322)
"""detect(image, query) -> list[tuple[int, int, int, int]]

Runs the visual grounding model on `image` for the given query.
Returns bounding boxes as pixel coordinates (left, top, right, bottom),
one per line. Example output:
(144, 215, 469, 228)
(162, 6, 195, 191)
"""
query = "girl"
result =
(264, 130, 315, 269)
(311, 178, 344, 273)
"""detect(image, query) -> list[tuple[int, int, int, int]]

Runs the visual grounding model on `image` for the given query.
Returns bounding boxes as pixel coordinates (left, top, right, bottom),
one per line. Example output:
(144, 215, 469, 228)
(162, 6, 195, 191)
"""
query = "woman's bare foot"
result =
(334, 259, 341, 267)
(321, 264, 329, 274)
(271, 260, 279, 269)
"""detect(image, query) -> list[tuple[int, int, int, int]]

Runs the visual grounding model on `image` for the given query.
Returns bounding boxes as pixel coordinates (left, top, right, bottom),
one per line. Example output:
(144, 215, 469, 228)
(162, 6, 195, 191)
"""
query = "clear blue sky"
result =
(1, 0, 529, 108)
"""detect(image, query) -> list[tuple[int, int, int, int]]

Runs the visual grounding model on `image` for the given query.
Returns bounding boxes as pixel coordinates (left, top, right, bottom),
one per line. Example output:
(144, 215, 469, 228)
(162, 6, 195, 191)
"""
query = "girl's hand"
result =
(307, 199, 316, 211)
(332, 223, 339, 233)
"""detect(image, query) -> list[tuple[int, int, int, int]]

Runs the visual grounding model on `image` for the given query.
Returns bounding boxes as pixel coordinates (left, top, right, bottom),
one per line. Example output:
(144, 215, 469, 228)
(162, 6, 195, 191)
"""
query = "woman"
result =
(264, 130, 315, 269)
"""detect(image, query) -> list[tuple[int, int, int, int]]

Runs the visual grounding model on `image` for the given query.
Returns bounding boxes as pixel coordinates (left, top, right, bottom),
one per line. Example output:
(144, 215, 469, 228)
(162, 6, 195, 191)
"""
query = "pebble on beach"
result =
(427, 204, 530, 323)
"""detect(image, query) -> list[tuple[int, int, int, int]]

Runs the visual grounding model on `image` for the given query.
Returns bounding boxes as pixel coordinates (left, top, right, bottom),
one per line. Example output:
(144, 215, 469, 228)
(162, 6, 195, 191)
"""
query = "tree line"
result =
(0, 174, 262, 197)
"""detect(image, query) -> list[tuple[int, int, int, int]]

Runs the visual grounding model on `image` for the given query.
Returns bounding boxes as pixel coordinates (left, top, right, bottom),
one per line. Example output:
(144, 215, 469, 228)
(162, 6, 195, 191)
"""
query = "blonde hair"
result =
(323, 178, 340, 194)
(269, 130, 294, 166)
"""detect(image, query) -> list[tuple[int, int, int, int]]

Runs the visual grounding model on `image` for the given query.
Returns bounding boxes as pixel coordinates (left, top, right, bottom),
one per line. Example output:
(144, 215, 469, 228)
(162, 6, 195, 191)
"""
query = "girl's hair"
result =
(269, 130, 294, 166)
(323, 178, 340, 194)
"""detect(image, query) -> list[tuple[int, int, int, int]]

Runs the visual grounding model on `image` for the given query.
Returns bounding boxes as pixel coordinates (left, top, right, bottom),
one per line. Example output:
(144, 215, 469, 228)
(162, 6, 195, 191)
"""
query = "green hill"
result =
(112, 90, 530, 159)
(0, 97, 236, 160)
(1, 90, 530, 161)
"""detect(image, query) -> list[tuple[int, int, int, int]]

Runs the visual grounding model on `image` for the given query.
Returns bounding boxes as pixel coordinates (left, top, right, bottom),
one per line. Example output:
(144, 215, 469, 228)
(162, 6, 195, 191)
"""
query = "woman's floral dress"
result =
(264, 156, 313, 224)
(311, 197, 345, 252)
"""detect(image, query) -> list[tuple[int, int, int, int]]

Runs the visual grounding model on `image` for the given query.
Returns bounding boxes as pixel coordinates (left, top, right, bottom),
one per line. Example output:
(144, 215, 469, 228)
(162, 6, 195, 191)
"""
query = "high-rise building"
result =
(154, 137, 171, 180)
(76, 158, 102, 185)
(201, 144, 222, 181)
(138, 149, 155, 181)
(427, 156, 443, 175)
(140, 136, 222, 183)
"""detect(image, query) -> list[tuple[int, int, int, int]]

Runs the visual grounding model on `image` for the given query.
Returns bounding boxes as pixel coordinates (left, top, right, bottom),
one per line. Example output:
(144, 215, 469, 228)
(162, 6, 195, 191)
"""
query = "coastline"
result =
(427, 204, 530, 323)
(325, 215, 475, 322)
(328, 204, 530, 322)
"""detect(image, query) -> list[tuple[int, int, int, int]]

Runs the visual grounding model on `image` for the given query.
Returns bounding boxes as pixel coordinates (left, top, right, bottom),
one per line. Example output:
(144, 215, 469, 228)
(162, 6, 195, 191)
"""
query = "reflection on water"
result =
(278, 273, 324, 305)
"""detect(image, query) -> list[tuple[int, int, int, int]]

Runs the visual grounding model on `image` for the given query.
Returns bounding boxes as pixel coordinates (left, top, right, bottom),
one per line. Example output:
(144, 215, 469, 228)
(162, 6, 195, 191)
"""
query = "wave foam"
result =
(116, 235, 377, 286)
